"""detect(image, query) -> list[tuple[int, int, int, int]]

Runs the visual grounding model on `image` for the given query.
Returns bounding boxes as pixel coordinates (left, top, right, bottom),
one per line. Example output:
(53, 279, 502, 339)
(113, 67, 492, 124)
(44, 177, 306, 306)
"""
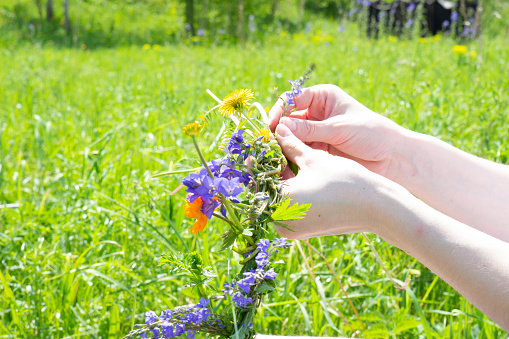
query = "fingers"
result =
(268, 96, 285, 132)
(268, 86, 321, 132)
(280, 116, 338, 144)
(275, 123, 315, 168)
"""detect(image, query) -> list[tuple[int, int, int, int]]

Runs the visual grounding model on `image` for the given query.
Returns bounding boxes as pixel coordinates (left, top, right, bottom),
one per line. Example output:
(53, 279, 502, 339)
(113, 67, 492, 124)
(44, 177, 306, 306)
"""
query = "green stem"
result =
(220, 194, 243, 233)
(239, 249, 259, 264)
(191, 136, 214, 178)
(240, 111, 262, 134)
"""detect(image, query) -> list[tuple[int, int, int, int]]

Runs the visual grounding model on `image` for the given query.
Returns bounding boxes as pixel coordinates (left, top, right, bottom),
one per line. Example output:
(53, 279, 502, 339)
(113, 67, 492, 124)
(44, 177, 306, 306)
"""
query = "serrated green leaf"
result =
(221, 230, 238, 250)
(270, 197, 311, 222)
(271, 221, 295, 231)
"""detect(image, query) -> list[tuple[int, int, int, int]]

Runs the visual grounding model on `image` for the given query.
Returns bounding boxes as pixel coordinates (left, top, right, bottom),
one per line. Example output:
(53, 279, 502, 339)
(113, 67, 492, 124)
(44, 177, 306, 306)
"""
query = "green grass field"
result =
(1, 4, 509, 338)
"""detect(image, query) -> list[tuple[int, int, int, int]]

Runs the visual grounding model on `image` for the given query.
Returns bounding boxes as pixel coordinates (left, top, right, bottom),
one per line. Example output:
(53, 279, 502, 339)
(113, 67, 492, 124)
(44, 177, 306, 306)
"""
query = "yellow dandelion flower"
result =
(218, 89, 254, 117)
(252, 126, 271, 143)
(470, 51, 477, 58)
(142, 44, 151, 50)
(182, 119, 205, 136)
(388, 35, 398, 42)
(453, 45, 467, 54)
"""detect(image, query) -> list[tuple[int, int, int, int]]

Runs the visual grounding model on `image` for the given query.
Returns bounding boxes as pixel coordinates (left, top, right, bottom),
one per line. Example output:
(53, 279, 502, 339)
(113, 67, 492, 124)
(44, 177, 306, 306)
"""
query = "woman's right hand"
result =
(268, 84, 413, 184)
(273, 123, 401, 240)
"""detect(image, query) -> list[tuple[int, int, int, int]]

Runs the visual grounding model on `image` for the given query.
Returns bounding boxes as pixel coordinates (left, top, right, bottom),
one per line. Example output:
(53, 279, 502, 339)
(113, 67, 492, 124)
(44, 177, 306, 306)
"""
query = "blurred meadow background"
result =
(1, 0, 509, 338)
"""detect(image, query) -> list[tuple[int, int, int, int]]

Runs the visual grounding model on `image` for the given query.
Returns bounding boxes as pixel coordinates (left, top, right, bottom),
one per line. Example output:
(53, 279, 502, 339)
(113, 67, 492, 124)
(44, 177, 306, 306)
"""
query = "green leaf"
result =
(270, 221, 295, 231)
(242, 229, 253, 236)
(221, 230, 238, 250)
(269, 197, 311, 222)
(254, 283, 276, 295)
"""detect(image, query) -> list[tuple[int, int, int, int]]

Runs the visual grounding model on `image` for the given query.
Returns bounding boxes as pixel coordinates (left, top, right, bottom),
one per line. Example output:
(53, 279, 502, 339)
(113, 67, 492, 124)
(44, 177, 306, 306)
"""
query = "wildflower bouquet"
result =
(124, 69, 315, 339)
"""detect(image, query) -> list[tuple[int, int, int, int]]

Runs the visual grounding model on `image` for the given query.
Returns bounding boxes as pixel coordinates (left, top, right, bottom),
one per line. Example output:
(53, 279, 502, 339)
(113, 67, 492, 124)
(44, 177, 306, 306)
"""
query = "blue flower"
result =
(174, 323, 186, 336)
(159, 309, 173, 321)
(145, 310, 158, 324)
(220, 166, 243, 181)
(161, 322, 175, 339)
(151, 327, 160, 339)
(222, 282, 235, 295)
(255, 251, 269, 269)
(264, 267, 278, 280)
(197, 297, 209, 309)
(257, 239, 270, 252)
(273, 237, 289, 248)
(186, 330, 196, 339)
(232, 291, 253, 308)
(217, 177, 245, 197)
(451, 11, 458, 22)
(201, 198, 220, 219)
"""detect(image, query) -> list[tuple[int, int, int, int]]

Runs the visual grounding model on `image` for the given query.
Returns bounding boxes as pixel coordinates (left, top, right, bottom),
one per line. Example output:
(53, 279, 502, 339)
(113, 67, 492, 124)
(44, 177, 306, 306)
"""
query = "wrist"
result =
(389, 129, 432, 194)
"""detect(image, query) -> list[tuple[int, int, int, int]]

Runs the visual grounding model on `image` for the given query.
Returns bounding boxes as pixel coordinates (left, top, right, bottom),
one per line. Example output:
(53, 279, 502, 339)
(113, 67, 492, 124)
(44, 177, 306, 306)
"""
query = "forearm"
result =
(393, 131, 509, 241)
(375, 182, 509, 330)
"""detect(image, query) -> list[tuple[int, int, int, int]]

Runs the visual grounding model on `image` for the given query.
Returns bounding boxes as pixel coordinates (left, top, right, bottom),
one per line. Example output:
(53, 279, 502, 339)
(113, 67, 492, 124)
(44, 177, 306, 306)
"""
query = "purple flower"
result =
(185, 23, 192, 31)
(443, 20, 450, 27)
(406, 2, 415, 12)
(222, 282, 235, 295)
(201, 198, 220, 219)
(197, 29, 204, 36)
(217, 177, 244, 198)
(219, 28, 226, 35)
(264, 267, 278, 280)
(451, 11, 458, 22)
(174, 323, 186, 336)
(338, 24, 345, 32)
(237, 272, 256, 293)
(161, 322, 175, 339)
(257, 239, 270, 252)
(220, 166, 243, 181)
(145, 310, 158, 324)
(405, 18, 414, 28)
(151, 327, 160, 339)
(273, 237, 288, 248)
(286, 91, 295, 106)
(186, 330, 196, 339)
(228, 130, 246, 155)
(159, 309, 173, 321)
(197, 297, 209, 309)
(232, 292, 253, 308)
(255, 251, 269, 269)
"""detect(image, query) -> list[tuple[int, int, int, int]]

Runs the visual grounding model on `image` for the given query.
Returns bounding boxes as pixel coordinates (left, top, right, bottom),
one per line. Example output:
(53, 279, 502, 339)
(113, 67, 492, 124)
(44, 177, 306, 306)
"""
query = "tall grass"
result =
(1, 15, 509, 339)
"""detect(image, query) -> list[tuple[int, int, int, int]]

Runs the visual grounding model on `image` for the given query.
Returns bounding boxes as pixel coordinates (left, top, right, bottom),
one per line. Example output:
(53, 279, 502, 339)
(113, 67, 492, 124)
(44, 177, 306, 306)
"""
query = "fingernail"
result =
(277, 124, 292, 137)
(282, 118, 296, 131)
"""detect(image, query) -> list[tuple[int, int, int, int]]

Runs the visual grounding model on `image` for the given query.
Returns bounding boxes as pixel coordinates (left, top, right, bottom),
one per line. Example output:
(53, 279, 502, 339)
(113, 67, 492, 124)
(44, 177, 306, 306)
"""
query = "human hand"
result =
(274, 123, 397, 240)
(269, 84, 412, 183)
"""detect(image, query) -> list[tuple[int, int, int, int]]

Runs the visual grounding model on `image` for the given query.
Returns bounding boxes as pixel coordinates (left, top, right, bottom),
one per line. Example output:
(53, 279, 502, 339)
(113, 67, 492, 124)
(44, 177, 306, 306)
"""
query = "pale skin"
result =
(266, 84, 509, 330)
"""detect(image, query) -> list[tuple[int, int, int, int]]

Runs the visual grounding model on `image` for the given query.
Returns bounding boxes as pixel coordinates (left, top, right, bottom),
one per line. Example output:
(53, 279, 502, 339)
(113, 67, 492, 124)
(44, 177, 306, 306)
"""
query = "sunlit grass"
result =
(0, 23, 508, 338)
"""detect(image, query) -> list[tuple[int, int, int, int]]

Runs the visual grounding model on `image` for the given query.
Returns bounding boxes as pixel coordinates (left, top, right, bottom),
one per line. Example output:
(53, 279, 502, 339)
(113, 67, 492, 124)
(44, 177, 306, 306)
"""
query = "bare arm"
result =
(269, 85, 509, 242)
(274, 123, 509, 330)
(393, 131, 509, 241)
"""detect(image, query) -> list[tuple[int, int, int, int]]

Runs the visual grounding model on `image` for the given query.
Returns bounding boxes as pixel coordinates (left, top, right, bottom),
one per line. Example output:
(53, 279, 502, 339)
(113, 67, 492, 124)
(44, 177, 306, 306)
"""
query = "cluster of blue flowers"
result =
(182, 130, 252, 216)
(141, 298, 222, 339)
(222, 238, 289, 308)
(285, 80, 303, 106)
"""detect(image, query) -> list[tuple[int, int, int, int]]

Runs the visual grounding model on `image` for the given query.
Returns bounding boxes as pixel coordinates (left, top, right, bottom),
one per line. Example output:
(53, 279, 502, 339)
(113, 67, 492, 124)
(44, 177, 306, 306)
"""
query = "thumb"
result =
(275, 123, 314, 168)
(280, 117, 337, 144)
